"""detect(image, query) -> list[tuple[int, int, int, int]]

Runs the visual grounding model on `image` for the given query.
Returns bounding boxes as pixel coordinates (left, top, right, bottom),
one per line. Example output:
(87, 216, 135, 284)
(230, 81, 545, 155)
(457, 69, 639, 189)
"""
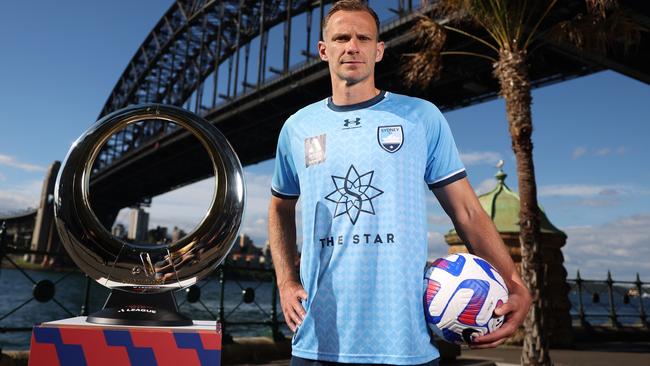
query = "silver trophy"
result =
(53, 104, 245, 326)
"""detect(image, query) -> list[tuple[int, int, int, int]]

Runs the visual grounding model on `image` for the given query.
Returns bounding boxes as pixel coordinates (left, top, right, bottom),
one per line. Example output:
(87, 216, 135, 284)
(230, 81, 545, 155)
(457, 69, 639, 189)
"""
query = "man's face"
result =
(318, 10, 385, 86)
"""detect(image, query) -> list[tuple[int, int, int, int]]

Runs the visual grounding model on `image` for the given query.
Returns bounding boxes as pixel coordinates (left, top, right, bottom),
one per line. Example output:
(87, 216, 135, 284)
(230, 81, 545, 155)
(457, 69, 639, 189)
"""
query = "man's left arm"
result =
(432, 177, 532, 348)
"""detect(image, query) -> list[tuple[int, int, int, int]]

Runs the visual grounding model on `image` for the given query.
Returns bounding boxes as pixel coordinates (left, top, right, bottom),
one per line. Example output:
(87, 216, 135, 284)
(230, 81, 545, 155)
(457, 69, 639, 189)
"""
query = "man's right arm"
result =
(268, 195, 307, 332)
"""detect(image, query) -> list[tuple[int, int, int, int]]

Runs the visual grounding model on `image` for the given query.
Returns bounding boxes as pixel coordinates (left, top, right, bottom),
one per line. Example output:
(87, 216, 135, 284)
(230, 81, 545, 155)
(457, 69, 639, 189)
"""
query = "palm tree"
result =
(402, 1, 644, 365)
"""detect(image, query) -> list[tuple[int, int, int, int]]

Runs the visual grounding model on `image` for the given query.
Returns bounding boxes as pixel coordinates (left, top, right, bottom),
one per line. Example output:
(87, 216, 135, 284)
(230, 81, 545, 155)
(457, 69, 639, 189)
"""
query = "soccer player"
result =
(268, 1, 531, 364)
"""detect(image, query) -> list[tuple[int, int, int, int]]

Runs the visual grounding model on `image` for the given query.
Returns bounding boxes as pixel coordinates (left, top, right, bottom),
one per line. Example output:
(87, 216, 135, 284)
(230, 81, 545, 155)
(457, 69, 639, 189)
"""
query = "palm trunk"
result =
(494, 49, 552, 366)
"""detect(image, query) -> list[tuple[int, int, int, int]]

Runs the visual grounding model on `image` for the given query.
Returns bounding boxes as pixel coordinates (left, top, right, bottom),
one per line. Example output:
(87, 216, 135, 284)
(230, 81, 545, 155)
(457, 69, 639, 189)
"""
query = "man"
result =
(268, 1, 531, 365)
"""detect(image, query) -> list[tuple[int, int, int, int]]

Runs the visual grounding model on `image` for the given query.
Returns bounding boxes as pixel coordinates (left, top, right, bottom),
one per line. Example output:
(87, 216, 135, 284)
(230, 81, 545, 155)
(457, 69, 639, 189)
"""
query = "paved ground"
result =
(459, 342, 650, 366)
(3, 340, 647, 366)
(229, 342, 650, 366)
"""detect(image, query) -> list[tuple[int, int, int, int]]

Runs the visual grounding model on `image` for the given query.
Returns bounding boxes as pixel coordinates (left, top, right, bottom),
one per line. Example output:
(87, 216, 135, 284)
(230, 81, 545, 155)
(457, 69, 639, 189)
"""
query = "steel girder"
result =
(92, 0, 650, 186)
(95, 0, 344, 172)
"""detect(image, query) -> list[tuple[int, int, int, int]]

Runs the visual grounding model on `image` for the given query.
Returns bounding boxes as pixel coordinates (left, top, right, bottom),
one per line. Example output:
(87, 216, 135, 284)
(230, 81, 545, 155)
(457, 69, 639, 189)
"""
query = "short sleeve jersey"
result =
(271, 91, 466, 364)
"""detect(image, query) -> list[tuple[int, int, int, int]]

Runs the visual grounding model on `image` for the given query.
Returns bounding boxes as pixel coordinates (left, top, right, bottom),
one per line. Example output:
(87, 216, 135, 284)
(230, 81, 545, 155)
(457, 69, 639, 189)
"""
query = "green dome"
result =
(448, 168, 565, 237)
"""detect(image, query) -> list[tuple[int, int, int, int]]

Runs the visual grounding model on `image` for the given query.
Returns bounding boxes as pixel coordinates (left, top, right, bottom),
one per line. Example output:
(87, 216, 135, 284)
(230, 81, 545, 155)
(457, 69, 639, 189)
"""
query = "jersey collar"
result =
(327, 91, 387, 112)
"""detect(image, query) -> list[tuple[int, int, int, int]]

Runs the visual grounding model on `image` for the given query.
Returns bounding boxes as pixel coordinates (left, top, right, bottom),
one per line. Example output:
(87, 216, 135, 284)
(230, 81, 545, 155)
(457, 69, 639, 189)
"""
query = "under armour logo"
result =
(343, 117, 361, 129)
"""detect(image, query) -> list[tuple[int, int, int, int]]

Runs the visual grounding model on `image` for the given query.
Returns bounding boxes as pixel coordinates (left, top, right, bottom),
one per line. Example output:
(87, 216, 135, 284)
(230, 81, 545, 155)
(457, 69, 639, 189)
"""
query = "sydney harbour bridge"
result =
(87, 0, 650, 227)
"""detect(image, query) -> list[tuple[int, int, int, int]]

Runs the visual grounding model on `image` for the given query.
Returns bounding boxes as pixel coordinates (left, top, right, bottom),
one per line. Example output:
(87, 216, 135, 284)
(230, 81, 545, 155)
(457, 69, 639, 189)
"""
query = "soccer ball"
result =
(423, 253, 509, 345)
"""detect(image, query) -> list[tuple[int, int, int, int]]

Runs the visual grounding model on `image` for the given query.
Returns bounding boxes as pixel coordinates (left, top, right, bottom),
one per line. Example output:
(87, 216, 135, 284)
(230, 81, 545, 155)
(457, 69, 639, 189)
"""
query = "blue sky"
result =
(1, 1, 649, 280)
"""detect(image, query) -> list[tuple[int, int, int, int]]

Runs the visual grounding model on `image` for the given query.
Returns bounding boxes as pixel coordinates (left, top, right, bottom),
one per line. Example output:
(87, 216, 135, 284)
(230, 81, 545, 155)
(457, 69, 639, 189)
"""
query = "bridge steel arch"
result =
(96, 0, 329, 171)
(100, 0, 335, 117)
(89, 0, 650, 225)
(90, 0, 432, 224)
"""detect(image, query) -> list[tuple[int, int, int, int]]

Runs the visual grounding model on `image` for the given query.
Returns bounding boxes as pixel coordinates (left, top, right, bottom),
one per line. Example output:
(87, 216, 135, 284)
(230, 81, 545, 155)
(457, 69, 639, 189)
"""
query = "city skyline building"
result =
(171, 226, 186, 243)
(128, 207, 149, 242)
(111, 223, 126, 239)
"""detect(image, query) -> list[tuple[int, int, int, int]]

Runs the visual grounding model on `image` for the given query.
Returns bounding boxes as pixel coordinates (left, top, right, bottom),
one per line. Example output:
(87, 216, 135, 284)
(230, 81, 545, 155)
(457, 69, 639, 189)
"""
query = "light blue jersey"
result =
(271, 91, 466, 364)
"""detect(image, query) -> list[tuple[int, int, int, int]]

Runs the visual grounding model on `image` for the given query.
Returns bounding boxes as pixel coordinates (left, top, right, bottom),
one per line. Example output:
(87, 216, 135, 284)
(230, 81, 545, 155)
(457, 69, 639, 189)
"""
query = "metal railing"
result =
(4, 219, 649, 350)
(568, 270, 649, 328)
(0, 221, 285, 350)
(177, 263, 285, 342)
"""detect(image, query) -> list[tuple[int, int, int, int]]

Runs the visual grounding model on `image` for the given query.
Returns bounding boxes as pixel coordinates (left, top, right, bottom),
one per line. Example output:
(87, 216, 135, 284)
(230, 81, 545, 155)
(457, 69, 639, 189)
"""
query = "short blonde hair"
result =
(322, 0, 381, 40)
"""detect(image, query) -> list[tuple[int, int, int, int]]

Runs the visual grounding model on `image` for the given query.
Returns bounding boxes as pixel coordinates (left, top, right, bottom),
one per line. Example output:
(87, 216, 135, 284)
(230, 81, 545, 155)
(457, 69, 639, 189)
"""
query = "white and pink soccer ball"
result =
(423, 253, 509, 344)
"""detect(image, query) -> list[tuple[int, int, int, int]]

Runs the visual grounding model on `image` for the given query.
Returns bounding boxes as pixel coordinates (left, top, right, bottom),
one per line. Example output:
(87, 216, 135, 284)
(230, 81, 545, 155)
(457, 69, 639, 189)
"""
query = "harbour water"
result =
(0, 268, 288, 350)
(1, 268, 648, 351)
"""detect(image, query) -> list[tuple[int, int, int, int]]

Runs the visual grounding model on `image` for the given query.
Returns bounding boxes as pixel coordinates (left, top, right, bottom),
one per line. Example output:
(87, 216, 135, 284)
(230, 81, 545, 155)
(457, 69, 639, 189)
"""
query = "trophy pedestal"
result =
(28, 316, 221, 366)
(87, 290, 192, 327)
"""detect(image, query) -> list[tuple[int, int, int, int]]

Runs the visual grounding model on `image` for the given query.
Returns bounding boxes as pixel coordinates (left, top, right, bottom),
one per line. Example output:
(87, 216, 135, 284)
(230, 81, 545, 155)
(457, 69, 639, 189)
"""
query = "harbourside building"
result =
(1, 209, 37, 250)
(147, 225, 168, 244)
(230, 234, 265, 267)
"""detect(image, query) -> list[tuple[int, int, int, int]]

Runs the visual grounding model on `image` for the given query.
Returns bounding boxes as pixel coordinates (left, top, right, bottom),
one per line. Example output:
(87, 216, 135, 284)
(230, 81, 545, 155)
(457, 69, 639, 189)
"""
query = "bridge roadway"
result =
(88, 1, 650, 226)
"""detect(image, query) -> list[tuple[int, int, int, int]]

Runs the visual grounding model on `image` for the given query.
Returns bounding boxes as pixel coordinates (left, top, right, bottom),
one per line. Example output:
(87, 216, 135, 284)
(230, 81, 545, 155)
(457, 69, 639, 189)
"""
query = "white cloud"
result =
(428, 212, 452, 226)
(425, 190, 452, 225)
(238, 171, 304, 248)
(595, 147, 611, 156)
(572, 146, 587, 159)
(575, 198, 619, 207)
(538, 184, 636, 197)
(109, 166, 308, 250)
(422, 213, 650, 282)
(0, 154, 46, 172)
(426, 191, 454, 261)
(538, 183, 650, 208)
(459, 151, 502, 166)
(571, 146, 627, 159)
(563, 214, 650, 280)
(474, 178, 497, 195)
(114, 209, 129, 228)
(427, 231, 449, 261)
(0, 180, 42, 215)
(146, 178, 215, 233)
(239, 171, 274, 246)
(129, 170, 276, 247)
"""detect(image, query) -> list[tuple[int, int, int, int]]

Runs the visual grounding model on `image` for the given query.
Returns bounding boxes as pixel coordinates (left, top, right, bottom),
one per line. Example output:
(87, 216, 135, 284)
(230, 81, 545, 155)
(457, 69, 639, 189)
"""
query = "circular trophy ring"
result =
(54, 104, 245, 293)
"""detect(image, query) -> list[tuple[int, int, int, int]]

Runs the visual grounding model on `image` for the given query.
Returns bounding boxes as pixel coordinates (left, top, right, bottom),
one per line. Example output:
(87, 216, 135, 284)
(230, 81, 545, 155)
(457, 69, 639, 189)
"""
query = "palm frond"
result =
(426, 0, 468, 23)
(441, 51, 497, 62)
(547, 8, 647, 55)
(401, 16, 447, 89)
(404, 0, 643, 90)
(522, 0, 558, 50)
(585, 0, 619, 22)
(444, 0, 557, 51)
(443, 24, 499, 53)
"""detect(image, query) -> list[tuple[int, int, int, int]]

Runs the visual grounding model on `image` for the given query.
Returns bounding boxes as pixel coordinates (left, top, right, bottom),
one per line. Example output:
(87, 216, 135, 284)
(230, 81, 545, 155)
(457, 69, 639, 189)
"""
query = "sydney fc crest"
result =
(377, 125, 403, 153)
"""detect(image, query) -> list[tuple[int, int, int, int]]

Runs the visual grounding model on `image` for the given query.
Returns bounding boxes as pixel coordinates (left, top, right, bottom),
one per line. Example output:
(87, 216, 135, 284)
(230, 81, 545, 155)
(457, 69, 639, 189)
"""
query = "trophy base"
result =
(87, 290, 193, 327)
